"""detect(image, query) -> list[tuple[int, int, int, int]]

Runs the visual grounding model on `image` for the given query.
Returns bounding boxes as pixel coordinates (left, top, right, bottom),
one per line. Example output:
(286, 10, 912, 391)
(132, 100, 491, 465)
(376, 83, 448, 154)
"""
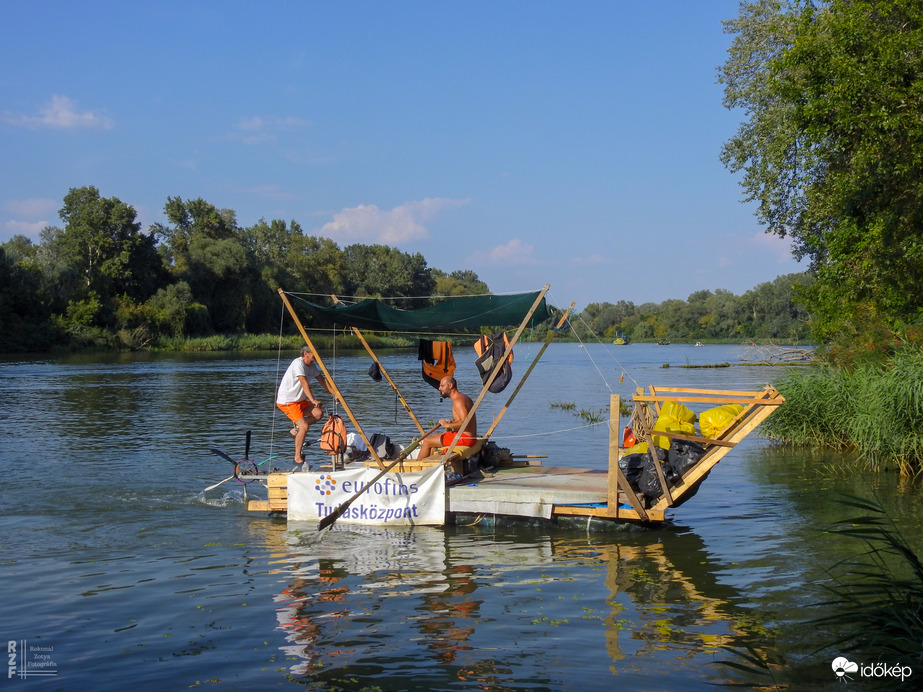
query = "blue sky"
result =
(0, 1, 804, 310)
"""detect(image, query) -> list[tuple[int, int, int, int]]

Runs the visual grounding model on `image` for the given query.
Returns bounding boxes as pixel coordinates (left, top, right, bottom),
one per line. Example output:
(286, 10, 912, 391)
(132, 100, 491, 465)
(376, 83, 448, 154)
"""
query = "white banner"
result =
(287, 464, 446, 525)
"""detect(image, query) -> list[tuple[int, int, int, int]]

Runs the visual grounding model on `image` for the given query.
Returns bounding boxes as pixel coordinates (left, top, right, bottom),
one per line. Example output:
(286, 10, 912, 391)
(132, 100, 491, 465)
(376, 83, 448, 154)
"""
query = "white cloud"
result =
(233, 115, 312, 143)
(1, 95, 114, 131)
(319, 198, 470, 244)
(1, 198, 58, 242)
(3, 219, 48, 240)
(750, 230, 798, 264)
(570, 252, 608, 267)
(4, 198, 57, 217)
(470, 238, 541, 266)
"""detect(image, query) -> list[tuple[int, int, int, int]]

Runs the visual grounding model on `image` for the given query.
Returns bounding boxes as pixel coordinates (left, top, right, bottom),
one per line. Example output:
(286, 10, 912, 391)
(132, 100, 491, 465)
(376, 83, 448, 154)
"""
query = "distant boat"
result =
(657, 338, 671, 345)
(613, 333, 630, 345)
(695, 341, 704, 347)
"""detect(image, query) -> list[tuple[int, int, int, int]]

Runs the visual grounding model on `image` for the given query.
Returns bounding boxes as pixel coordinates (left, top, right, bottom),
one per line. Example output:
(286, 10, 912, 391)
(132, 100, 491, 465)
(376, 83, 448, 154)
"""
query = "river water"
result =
(1, 342, 919, 690)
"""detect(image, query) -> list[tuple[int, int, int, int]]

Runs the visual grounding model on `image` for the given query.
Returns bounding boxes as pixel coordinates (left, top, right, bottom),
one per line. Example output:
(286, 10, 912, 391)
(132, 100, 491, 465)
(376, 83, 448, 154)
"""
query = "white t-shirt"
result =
(276, 358, 322, 404)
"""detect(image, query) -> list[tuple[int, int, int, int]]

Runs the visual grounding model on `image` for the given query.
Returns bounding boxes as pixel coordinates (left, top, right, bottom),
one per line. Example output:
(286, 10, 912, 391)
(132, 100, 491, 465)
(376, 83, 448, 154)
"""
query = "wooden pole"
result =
(277, 289, 386, 469)
(483, 301, 574, 439)
(350, 326, 426, 435)
(437, 284, 551, 464)
(329, 294, 426, 436)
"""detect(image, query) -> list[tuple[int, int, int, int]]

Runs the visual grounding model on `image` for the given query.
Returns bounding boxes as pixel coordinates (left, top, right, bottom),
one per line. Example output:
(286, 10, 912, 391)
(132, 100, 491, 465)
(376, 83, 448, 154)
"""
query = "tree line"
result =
(0, 187, 491, 352)
(574, 274, 813, 344)
(0, 186, 814, 353)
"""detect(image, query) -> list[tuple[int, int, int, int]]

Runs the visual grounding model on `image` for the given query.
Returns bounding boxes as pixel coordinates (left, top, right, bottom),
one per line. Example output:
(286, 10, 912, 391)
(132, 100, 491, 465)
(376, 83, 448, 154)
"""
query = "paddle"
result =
(317, 424, 441, 531)
(204, 474, 236, 492)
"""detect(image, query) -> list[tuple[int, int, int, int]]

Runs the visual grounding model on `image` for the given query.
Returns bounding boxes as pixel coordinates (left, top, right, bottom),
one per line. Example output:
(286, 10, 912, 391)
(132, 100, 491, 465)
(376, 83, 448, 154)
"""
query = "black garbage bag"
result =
(665, 439, 706, 483)
(636, 447, 670, 501)
(618, 453, 647, 488)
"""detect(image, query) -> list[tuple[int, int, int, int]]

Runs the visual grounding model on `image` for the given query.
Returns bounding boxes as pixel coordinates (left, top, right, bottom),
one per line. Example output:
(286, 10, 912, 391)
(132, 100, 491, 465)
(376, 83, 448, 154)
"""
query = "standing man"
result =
(277, 345, 335, 469)
(417, 376, 478, 459)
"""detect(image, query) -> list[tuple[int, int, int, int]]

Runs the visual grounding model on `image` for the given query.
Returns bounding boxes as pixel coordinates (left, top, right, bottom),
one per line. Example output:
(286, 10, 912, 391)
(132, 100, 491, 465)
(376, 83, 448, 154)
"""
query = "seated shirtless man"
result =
(418, 376, 478, 459)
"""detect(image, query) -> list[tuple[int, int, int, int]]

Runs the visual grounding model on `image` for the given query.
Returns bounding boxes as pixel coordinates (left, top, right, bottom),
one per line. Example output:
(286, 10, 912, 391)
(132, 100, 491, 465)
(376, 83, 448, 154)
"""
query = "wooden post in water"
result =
(608, 394, 620, 517)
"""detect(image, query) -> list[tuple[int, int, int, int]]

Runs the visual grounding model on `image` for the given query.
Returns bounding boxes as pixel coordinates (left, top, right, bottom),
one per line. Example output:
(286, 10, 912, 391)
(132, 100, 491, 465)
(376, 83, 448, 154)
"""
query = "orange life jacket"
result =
(319, 414, 347, 454)
(419, 339, 456, 389)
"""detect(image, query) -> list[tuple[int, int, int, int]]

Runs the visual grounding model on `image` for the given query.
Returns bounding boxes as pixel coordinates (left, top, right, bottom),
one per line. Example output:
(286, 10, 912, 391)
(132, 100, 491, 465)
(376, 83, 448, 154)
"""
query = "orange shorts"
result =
(441, 431, 476, 447)
(277, 400, 321, 423)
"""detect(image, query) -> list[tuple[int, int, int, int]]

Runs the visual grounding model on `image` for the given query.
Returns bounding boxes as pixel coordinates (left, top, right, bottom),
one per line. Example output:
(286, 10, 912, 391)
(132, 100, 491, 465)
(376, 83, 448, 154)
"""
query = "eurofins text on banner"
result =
(287, 464, 446, 525)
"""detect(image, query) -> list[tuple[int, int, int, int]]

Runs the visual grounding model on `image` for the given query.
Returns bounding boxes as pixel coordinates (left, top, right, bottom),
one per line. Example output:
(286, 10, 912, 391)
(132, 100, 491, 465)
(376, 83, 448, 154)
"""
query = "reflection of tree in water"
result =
(266, 525, 752, 688)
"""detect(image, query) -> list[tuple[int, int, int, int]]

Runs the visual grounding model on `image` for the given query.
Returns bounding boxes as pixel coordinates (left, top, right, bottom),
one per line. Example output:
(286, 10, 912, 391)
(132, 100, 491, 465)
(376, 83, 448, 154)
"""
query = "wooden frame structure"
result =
(550, 385, 785, 523)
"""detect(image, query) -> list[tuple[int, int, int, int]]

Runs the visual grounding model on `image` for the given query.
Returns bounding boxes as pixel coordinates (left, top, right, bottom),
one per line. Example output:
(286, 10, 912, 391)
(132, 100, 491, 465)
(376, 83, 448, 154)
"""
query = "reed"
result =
(810, 496, 923, 673)
(763, 346, 923, 475)
(718, 495, 923, 689)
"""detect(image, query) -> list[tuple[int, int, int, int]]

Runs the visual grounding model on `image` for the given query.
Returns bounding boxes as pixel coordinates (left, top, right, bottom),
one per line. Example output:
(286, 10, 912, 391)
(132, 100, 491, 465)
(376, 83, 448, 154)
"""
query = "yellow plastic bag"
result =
(660, 400, 697, 424)
(651, 414, 696, 449)
(699, 404, 744, 439)
(622, 441, 649, 456)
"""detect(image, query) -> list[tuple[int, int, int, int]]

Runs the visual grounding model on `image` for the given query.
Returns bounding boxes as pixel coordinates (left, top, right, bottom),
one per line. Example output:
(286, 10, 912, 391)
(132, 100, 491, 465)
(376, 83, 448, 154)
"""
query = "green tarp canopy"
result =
(288, 291, 552, 333)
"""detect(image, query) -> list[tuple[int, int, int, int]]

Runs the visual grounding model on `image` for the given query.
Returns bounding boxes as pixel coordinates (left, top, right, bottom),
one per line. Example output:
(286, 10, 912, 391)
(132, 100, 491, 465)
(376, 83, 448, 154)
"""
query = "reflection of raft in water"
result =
(242, 285, 783, 528)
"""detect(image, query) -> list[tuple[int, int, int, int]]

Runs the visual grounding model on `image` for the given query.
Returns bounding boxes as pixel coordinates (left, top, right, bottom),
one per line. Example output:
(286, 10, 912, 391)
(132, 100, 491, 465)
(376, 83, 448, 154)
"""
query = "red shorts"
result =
(277, 400, 321, 423)
(441, 431, 476, 447)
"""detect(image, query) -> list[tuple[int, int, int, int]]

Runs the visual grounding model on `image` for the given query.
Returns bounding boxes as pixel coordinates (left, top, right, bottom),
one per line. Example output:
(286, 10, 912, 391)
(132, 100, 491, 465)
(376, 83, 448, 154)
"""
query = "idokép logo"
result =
(832, 656, 912, 683)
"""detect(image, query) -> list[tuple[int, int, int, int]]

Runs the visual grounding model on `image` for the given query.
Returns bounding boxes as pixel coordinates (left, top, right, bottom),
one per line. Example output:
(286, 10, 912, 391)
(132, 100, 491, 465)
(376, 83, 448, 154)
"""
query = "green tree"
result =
(154, 196, 253, 333)
(56, 186, 165, 327)
(342, 244, 435, 309)
(433, 269, 490, 297)
(153, 196, 238, 274)
(720, 0, 923, 343)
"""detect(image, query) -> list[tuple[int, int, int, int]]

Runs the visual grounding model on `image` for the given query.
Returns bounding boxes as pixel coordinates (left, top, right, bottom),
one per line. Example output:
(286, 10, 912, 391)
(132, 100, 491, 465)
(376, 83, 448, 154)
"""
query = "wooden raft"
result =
(247, 386, 784, 523)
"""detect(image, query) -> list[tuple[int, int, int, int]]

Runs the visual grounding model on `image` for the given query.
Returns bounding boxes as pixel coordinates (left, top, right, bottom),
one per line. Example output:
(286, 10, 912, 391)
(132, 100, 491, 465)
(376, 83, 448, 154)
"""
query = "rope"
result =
(268, 302, 288, 463)
(630, 403, 654, 436)
(494, 421, 606, 441)
(567, 308, 643, 392)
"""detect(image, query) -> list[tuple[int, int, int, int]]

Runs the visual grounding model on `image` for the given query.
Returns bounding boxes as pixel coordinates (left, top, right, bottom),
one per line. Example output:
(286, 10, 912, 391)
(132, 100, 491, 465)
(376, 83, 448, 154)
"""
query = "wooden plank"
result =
(268, 473, 288, 488)
(641, 429, 736, 448)
(553, 504, 664, 523)
(607, 394, 621, 518)
(248, 500, 270, 512)
(632, 394, 783, 405)
(641, 429, 673, 507)
(642, 386, 776, 396)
